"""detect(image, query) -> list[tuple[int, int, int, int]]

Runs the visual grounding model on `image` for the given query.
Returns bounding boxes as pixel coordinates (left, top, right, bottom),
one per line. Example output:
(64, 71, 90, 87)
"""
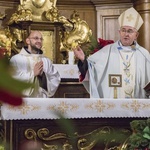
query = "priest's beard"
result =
(30, 44, 41, 54)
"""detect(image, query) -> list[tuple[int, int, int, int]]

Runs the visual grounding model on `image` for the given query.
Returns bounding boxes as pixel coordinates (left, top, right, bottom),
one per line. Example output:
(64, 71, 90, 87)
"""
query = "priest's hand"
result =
(34, 61, 43, 77)
(73, 46, 85, 62)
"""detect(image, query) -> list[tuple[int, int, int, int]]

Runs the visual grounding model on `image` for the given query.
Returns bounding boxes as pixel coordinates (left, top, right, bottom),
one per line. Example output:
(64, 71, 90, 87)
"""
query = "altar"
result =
(53, 64, 90, 98)
(1, 98, 150, 150)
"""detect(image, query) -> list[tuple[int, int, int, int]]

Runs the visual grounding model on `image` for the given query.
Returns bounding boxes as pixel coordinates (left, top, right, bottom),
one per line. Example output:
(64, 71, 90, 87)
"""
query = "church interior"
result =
(0, 0, 150, 149)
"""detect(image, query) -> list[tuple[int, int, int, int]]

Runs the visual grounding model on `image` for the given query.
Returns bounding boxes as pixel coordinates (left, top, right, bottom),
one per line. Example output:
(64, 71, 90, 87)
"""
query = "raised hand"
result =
(73, 46, 85, 62)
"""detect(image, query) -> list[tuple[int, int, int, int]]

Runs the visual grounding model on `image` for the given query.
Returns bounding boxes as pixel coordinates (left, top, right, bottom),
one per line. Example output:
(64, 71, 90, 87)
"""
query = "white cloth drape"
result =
(1, 98, 150, 120)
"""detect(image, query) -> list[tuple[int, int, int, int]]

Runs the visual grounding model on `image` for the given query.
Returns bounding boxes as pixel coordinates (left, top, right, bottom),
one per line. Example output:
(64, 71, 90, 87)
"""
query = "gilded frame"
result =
(109, 74, 122, 87)
(27, 21, 63, 64)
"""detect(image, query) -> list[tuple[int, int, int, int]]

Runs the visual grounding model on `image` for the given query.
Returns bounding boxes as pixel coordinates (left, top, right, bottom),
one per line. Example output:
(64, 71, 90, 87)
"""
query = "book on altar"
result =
(144, 82, 150, 92)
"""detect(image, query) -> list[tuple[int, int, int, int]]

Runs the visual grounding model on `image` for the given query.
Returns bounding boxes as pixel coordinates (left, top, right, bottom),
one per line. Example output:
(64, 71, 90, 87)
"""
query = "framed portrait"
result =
(109, 74, 122, 87)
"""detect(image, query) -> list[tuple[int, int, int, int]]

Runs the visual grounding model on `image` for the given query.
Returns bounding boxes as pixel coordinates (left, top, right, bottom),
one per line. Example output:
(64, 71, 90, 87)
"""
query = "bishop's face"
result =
(119, 26, 139, 46)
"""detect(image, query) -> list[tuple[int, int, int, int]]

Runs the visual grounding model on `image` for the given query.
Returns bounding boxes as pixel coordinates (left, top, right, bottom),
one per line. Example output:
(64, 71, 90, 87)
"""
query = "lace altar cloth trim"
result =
(53, 64, 79, 79)
(1, 98, 150, 120)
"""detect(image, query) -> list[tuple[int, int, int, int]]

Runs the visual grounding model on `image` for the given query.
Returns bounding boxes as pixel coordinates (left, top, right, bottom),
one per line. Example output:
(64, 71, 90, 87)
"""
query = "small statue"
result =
(17, 8, 32, 22)
(45, 6, 59, 22)
(0, 29, 12, 56)
(7, 13, 19, 25)
(9, 28, 24, 54)
(7, 7, 32, 25)
(25, 9, 32, 21)
(0, 12, 6, 20)
(59, 16, 73, 31)
(60, 11, 92, 51)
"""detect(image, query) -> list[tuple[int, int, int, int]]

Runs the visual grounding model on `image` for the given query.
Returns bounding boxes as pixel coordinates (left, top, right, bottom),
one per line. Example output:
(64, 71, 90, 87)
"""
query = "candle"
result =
(68, 51, 74, 65)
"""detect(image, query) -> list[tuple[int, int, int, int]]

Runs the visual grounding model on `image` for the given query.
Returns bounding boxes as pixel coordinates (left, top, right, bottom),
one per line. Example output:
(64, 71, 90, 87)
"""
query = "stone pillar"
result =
(133, 0, 150, 52)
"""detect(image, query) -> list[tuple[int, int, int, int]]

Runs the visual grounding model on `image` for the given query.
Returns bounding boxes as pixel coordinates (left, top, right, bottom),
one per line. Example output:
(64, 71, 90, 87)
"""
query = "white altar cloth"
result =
(53, 64, 79, 79)
(1, 98, 150, 120)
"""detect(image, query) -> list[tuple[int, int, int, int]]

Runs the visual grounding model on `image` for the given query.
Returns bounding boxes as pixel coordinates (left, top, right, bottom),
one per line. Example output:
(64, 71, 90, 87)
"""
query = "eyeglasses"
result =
(29, 37, 44, 41)
(120, 28, 137, 34)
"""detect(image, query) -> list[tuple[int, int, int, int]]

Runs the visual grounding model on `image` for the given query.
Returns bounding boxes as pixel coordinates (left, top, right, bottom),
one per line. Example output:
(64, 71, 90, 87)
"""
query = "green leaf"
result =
(143, 126, 150, 140)
(0, 59, 33, 95)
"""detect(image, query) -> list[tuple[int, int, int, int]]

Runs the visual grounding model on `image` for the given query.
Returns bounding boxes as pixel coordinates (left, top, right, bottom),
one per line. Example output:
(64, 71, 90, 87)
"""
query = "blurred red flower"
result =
(90, 38, 114, 55)
(0, 88, 22, 106)
(0, 47, 7, 58)
(98, 38, 114, 49)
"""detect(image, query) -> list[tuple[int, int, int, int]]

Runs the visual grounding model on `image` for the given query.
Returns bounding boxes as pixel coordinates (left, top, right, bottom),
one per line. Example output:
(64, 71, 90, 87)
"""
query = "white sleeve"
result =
(42, 58, 60, 97)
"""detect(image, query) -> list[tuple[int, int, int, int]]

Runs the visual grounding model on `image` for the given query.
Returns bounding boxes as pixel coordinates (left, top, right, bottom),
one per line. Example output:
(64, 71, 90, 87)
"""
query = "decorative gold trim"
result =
(0, 13, 6, 20)
(23, 126, 131, 150)
(5, 1, 92, 63)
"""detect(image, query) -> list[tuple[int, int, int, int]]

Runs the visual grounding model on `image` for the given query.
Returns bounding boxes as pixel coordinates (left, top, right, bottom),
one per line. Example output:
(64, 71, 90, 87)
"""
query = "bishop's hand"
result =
(73, 46, 85, 62)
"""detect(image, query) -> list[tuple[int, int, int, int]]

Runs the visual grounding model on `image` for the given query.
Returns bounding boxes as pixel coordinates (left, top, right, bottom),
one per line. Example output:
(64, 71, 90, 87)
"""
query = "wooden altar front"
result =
(53, 64, 90, 98)
(1, 98, 150, 150)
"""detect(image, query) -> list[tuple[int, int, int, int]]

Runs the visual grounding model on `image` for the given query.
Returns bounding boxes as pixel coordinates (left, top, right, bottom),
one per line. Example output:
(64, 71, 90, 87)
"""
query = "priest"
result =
(10, 30, 60, 98)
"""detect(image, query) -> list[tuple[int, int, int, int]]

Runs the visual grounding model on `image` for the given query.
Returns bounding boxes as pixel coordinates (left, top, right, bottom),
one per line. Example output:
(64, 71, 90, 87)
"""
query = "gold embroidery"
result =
(47, 101, 79, 114)
(7, 103, 40, 115)
(85, 100, 115, 112)
(121, 100, 150, 112)
(126, 14, 134, 22)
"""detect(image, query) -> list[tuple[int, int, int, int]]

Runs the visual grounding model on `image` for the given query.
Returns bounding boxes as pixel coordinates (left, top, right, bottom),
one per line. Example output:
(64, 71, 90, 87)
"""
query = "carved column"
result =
(133, 0, 150, 52)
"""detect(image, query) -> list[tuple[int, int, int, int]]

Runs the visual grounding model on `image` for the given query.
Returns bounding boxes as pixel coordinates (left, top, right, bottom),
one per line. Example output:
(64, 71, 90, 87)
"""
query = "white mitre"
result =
(118, 7, 144, 30)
